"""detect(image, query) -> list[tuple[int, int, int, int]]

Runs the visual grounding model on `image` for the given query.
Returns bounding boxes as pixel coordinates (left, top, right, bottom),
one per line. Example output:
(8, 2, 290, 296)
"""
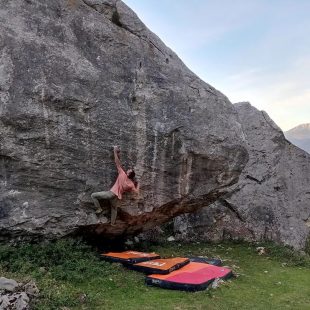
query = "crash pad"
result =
(129, 257, 190, 274)
(146, 262, 232, 291)
(100, 250, 160, 264)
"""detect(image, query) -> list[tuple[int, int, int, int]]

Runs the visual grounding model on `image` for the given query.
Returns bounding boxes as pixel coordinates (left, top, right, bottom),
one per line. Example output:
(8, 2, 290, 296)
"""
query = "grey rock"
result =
(0, 295, 11, 309)
(38, 267, 47, 274)
(0, 277, 18, 292)
(15, 292, 30, 310)
(0, 292, 29, 310)
(0, 0, 247, 240)
(0, 279, 37, 309)
(256, 247, 266, 255)
(174, 103, 310, 250)
(78, 292, 87, 304)
(211, 278, 224, 289)
(24, 281, 39, 297)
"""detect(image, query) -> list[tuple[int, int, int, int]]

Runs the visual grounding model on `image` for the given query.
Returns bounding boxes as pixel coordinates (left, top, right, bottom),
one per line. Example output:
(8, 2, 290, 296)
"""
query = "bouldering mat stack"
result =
(129, 257, 190, 274)
(100, 250, 233, 291)
(146, 262, 233, 291)
(100, 250, 160, 264)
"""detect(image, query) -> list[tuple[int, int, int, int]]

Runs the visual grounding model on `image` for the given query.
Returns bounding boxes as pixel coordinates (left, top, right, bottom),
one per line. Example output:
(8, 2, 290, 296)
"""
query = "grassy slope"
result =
(0, 239, 309, 310)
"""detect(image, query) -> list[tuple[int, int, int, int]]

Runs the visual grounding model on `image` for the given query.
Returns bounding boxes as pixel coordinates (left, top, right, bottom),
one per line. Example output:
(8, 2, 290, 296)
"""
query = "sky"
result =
(123, 0, 310, 131)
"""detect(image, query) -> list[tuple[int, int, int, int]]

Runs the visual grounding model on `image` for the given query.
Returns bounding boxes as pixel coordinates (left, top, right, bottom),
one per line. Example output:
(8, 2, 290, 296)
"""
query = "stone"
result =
(0, 278, 31, 309)
(174, 103, 310, 250)
(0, 0, 247, 240)
(39, 267, 47, 273)
(0, 292, 30, 310)
(167, 236, 175, 242)
(256, 247, 266, 255)
(0, 295, 11, 309)
(15, 292, 30, 310)
(24, 281, 39, 297)
(0, 277, 18, 292)
(78, 293, 87, 304)
(211, 278, 224, 289)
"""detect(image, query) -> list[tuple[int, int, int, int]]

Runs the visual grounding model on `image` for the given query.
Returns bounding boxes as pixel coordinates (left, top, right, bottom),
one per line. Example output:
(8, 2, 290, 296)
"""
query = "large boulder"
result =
(0, 0, 247, 240)
(174, 103, 310, 250)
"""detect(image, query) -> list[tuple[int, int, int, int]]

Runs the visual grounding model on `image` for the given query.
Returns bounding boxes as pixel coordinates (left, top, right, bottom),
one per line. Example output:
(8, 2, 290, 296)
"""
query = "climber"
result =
(91, 146, 139, 225)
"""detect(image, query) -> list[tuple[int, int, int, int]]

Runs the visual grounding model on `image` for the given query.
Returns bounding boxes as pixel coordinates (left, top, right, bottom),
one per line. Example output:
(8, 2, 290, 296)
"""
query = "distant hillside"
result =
(285, 123, 310, 154)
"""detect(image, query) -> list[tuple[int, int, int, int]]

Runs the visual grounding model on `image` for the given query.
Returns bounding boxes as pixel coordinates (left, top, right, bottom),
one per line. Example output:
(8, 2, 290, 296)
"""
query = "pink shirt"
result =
(110, 167, 136, 199)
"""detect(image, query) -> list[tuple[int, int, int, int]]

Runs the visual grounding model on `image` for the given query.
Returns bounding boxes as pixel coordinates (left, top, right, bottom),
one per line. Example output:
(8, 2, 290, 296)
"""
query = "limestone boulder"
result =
(0, 0, 247, 240)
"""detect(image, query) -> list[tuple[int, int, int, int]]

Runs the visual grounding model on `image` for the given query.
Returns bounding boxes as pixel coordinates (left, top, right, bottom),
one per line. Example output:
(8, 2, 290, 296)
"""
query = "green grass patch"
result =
(0, 239, 309, 309)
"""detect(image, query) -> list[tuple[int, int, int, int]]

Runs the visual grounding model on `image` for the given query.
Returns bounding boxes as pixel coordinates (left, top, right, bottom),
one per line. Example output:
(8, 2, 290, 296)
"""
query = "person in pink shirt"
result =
(91, 146, 139, 225)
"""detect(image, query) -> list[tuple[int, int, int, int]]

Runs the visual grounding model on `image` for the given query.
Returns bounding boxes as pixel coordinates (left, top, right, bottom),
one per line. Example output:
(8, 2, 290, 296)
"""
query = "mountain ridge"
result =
(285, 123, 310, 153)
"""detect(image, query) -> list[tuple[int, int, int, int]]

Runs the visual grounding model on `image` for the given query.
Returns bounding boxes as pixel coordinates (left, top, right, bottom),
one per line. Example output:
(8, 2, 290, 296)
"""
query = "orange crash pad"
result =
(100, 250, 160, 264)
(130, 257, 190, 274)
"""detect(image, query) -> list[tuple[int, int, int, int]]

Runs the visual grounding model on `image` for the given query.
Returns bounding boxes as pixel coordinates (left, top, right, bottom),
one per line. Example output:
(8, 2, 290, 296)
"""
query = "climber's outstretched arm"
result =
(113, 146, 123, 173)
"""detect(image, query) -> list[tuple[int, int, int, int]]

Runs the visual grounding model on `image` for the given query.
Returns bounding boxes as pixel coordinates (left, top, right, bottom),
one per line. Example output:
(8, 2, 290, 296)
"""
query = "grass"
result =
(0, 239, 309, 310)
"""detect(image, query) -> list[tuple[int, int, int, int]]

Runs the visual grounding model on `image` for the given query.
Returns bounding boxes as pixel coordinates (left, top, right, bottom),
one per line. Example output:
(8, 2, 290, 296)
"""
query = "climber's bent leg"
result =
(110, 196, 119, 225)
(91, 191, 116, 214)
(90, 194, 102, 213)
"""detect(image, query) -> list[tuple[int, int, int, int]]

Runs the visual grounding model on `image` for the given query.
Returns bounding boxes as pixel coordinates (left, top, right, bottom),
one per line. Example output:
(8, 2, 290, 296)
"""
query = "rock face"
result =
(285, 123, 310, 154)
(0, 0, 247, 240)
(174, 103, 310, 250)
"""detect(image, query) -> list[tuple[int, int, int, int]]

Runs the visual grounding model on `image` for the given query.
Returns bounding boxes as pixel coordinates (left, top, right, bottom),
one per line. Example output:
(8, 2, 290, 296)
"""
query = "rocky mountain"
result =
(0, 0, 247, 240)
(174, 103, 310, 250)
(285, 123, 310, 154)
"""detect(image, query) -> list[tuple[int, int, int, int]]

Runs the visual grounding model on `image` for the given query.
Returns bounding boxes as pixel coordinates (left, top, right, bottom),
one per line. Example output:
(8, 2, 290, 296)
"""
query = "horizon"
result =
(123, 0, 310, 131)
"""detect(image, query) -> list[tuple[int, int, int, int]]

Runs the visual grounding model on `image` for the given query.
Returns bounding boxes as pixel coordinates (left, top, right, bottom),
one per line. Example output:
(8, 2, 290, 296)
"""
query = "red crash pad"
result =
(146, 262, 232, 291)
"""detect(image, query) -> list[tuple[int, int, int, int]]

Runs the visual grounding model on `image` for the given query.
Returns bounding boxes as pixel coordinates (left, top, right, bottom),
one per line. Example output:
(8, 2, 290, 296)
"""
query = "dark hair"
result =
(128, 169, 138, 187)
(128, 170, 135, 180)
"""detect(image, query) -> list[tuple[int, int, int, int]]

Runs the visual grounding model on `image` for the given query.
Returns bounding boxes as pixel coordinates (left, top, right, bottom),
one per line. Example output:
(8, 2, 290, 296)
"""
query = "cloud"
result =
(123, 0, 310, 131)
(216, 59, 310, 130)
